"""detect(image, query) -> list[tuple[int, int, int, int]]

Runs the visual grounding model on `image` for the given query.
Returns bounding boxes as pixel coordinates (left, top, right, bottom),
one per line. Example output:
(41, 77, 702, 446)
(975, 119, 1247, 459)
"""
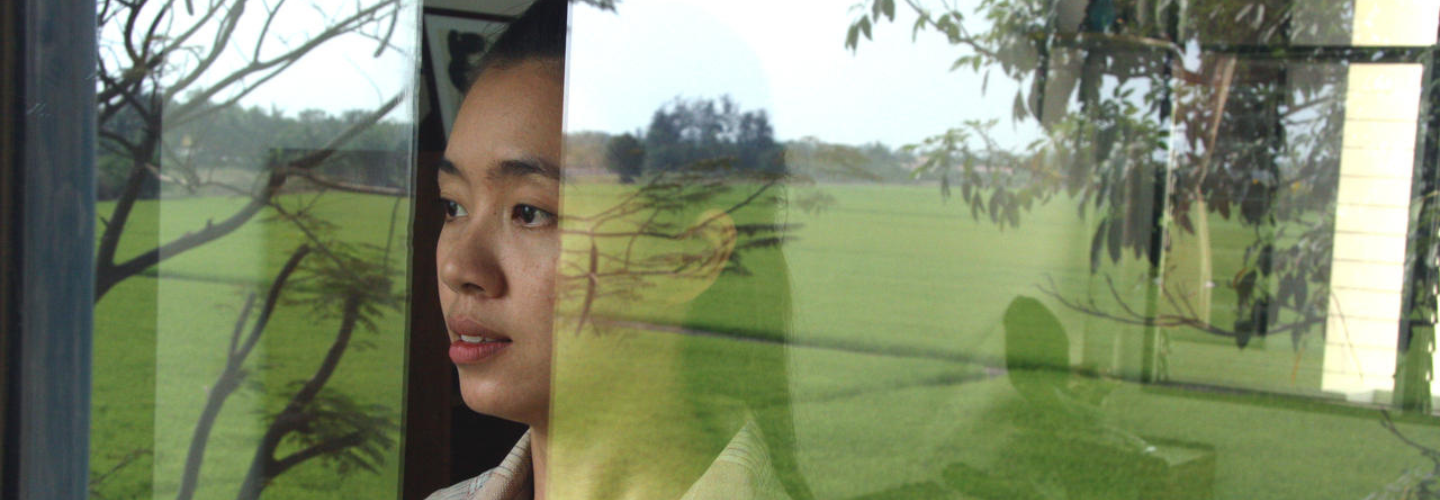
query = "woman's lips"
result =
(449, 339, 510, 364)
(446, 316, 512, 364)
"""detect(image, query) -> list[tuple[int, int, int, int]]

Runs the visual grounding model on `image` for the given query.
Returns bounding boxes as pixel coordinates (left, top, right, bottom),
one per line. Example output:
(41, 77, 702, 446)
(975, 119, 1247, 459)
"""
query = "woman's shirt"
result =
(426, 421, 788, 500)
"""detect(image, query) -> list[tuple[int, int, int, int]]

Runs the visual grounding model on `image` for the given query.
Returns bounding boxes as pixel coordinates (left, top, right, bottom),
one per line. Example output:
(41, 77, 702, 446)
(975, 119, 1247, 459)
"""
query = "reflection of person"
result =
(446, 30, 489, 94)
(427, 1, 809, 499)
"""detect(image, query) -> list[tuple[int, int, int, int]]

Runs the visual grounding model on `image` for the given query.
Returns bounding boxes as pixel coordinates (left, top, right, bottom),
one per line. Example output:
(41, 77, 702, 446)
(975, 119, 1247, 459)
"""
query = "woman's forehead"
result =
(437, 156, 560, 185)
(444, 61, 564, 178)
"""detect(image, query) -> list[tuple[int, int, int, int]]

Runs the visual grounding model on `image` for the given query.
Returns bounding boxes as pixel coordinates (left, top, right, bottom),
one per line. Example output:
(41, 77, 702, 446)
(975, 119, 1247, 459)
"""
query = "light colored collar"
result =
(469, 420, 790, 500)
(680, 419, 790, 500)
(472, 430, 534, 500)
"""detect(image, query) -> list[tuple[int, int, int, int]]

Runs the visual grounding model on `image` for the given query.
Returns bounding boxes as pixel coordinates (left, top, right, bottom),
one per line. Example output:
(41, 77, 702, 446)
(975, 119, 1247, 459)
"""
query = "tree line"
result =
(585, 95, 954, 185)
(98, 96, 411, 201)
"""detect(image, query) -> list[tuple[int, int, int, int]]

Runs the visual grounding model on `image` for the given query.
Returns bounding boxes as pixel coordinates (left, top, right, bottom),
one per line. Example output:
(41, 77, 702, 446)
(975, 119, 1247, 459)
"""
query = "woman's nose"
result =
(437, 220, 507, 299)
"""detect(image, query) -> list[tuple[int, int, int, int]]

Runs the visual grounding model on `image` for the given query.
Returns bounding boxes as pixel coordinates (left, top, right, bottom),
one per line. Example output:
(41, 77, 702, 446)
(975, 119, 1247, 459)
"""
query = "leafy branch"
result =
(846, 0, 1355, 350)
(94, 0, 405, 301)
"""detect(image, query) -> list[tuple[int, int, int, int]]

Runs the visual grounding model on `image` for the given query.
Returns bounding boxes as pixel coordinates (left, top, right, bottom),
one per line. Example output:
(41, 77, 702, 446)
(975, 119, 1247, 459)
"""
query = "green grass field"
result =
(91, 185, 1440, 499)
(91, 192, 409, 500)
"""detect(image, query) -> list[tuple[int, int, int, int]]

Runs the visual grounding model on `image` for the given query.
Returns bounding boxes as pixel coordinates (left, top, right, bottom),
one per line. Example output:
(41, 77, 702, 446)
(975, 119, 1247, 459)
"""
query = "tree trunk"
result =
(234, 294, 362, 500)
(94, 131, 159, 301)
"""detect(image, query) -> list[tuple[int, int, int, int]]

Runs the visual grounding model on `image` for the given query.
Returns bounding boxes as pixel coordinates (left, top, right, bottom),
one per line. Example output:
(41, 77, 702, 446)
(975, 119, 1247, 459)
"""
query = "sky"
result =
(565, 0, 1041, 148)
(98, 0, 420, 130)
(106, 0, 1044, 149)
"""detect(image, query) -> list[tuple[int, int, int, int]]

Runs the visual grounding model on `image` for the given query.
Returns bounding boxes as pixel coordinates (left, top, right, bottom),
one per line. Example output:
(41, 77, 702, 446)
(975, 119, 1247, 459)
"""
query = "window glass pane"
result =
(89, 1, 419, 498)
(550, 1, 1440, 499)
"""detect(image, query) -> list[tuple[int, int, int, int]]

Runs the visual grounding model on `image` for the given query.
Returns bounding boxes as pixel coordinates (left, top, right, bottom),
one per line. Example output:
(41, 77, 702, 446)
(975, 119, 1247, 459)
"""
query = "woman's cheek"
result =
(434, 229, 457, 307)
(530, 233, 560, 309)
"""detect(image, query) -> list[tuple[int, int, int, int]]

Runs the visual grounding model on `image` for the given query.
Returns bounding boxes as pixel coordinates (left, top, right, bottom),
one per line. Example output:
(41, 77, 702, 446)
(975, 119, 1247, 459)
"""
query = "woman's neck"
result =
(541, 329, 738, 499)
(541, 405, 737, 499)
(530, 423, 548, 500)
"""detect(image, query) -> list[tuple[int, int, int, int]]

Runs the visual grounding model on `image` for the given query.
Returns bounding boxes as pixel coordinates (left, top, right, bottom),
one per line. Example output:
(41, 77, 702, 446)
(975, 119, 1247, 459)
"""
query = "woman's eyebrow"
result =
(493, 158, 561, 182)
(437, 158, 461, 177)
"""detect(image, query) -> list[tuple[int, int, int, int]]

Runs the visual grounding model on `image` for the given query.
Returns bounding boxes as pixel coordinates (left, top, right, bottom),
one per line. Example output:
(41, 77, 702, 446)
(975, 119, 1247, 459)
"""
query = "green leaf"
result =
(1090, 220, 1107, 273)
(1294, 278, 1309, 310)
(846, 23, 859, 50)
(860, 17, 872, 40)
(1277, 276, 1294, 308)
(882, 0, 896, 21)
(1236, 270, 1258, 305)
(950, 56, 968, 72)
(1257, 244, 1275, 275)
(988, 194, 1001, 224)
(1107, 217, 1122, 263)
(1252, 298, 1271, 336)
(1234, 318, 1253, 348)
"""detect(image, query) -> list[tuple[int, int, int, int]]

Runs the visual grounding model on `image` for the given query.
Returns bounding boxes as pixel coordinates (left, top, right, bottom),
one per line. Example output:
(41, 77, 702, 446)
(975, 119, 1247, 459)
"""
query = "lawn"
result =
(91, 185, 1440, 499)
(553, 181, 1440, 499)
(90, 191, 410, 500)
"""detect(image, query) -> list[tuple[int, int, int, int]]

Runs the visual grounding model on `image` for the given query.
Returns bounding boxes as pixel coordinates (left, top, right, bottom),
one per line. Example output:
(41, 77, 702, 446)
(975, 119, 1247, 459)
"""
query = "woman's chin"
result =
(457, 375, 546, 427)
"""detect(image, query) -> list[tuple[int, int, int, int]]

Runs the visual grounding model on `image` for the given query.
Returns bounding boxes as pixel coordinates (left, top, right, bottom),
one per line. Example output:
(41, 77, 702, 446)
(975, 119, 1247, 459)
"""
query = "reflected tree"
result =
(556, 96, 819, 500)
(94, 0, 406, 301)
(844, 0, 1403, 361)
(560, 157, 794, 334)
(174, 238, 401, 500)
(91, 0, 410, 498)
(562, 96, 826, 335)
(1371, 411, 1440, 499)
(604, 132, 645, 183)
(643, 96, 786, 176)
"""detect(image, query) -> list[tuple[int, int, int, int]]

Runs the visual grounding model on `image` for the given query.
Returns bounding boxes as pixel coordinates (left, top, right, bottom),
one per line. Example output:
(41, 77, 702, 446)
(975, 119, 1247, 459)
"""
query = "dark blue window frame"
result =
(2, 0, 96, 498)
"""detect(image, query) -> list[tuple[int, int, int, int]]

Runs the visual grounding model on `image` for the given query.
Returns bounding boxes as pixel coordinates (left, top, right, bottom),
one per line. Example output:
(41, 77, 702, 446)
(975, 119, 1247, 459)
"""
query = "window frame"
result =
(2, 0, 97, 498)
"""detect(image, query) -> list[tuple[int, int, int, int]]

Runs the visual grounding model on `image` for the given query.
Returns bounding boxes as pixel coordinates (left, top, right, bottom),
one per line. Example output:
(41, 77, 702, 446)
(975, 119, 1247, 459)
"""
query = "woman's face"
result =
(436, 60, 562, 427)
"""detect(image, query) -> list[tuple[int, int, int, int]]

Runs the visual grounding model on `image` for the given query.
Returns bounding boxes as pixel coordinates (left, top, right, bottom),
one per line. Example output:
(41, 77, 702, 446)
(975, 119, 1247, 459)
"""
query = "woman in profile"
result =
(427, 1, 810, 499)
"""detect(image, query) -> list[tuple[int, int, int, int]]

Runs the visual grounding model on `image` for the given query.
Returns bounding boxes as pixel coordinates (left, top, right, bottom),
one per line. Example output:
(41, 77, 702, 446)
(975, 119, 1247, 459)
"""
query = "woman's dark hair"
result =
(469, 0, 567, 83)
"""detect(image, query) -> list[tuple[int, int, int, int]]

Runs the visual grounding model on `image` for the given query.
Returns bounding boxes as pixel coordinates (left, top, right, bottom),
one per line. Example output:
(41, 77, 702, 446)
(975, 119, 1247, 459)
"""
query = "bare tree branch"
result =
(236, 295, 364, 500)
(252, 0, 287, 61)
(139, 0, 178, 63)
(88, 448, 153, 500)
(121, 0, 153, 65)
(280, 168, 406, 197)
(1036, 274, 1325, 341)
(162, 53, 300, 128)
(176, 246, 309, 500)
(161, 0, 248, 104)
(163, 0, 399, 124)
(94, 94, 401, 300)
(269, 432, 366, 477)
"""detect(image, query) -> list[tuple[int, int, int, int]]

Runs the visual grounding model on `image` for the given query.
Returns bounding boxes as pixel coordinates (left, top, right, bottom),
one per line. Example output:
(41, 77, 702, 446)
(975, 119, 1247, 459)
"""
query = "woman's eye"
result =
(512, 204, 556, 227)
(440, 198, 467, 219)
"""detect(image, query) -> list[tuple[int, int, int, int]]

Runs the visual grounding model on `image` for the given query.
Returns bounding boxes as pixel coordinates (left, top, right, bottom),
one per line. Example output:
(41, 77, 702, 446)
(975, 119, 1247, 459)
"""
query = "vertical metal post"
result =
(0, 0, 17, 494)
(3, 0, 96, 497)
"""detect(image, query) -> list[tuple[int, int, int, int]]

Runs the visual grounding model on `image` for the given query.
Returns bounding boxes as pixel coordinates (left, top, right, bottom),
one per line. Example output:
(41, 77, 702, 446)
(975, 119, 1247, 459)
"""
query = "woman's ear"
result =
(667, 208, 736, 304)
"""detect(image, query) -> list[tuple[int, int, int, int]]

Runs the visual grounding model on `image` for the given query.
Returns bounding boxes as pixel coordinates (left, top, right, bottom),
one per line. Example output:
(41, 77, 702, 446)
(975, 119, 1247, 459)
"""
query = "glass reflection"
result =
(90, 0, 417, 498)
(556, 0, 1440, 499)
(553, 97, 807, 498)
